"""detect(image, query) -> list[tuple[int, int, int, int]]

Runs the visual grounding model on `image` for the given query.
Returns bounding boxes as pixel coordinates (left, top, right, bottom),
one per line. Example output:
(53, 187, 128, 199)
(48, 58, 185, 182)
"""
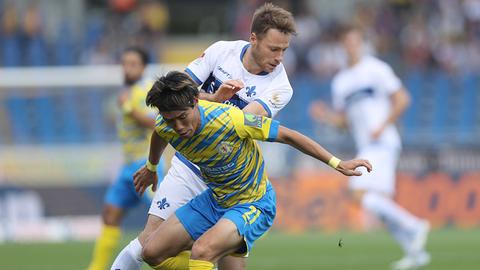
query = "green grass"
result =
(0, 228, 478, 270)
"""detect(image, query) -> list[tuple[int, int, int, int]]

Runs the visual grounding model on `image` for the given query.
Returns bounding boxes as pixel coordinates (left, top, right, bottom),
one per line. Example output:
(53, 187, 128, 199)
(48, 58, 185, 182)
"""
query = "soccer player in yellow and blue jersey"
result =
(132, 71, 372, 270)
(86, 47, 164, 270)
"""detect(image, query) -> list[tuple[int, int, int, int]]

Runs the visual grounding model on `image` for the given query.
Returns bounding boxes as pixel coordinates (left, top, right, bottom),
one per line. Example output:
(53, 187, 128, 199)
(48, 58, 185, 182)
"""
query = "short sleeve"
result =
(131, 81, 156, 118)
(230, 109, 280, 142)
(254, 65, 293, 118)
(376, 61, 402, 94)
(185, 41, 224, 85)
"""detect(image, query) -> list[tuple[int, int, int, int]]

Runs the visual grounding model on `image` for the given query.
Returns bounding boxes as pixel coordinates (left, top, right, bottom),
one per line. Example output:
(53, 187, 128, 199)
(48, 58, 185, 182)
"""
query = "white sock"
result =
(362, 192, 423, 251)
(110, 237, 144, 270)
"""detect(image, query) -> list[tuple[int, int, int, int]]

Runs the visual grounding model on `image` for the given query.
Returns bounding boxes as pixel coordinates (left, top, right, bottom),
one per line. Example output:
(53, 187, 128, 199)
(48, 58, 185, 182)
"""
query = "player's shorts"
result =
(175, 181, 276, 257)
(148, 154, 207, 220)
(349, 144, 400, 195)
(105, 158, 163, 209)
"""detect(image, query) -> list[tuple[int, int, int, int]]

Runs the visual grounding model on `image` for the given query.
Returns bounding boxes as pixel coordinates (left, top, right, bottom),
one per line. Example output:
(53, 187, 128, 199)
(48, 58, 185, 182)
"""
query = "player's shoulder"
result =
(362, 55, 392, 71)
(207, 40, 248, 55)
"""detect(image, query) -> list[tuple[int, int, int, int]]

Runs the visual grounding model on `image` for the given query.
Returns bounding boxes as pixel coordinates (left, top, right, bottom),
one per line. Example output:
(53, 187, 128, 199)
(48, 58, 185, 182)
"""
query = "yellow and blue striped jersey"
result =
(155, 100, 279, 207)
(118, 78, 156, 163)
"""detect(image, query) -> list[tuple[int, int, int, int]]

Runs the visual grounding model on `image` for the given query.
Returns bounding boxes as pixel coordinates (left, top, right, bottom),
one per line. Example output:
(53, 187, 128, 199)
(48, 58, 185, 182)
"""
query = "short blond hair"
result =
(251, 3, 297, 38)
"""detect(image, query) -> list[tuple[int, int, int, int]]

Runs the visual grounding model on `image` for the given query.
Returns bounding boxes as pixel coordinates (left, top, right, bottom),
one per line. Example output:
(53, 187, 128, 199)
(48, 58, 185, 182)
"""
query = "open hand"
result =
(133, 166, 158, 196)
(213, 79, 244, 102)
(336, 159, 372, 176)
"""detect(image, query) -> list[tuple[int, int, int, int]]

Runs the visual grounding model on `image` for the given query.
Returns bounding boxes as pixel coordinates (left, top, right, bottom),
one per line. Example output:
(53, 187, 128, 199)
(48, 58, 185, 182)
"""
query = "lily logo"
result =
(157, 197, 170, 210)
(246, 86, 256, 97)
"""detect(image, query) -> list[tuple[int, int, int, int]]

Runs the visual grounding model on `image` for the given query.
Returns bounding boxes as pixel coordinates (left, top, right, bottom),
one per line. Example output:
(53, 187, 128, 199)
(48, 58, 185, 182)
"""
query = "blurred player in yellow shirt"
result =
(86, 47, 163, 270)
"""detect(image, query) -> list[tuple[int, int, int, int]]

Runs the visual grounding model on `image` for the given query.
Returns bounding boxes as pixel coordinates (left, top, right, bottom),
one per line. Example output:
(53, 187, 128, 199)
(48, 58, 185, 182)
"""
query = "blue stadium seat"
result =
(1, 35, 21, 66)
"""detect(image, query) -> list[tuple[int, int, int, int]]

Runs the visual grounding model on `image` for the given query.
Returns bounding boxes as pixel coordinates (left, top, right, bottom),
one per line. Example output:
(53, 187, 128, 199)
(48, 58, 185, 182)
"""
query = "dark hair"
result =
(123, 46, 150, 66)
(146, 71, 199, 111)
(251, 3, 297, 39)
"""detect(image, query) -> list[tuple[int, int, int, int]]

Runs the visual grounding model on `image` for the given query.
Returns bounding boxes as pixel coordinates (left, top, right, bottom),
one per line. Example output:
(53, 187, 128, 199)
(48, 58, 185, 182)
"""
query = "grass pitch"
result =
(0, 228, 477, 270)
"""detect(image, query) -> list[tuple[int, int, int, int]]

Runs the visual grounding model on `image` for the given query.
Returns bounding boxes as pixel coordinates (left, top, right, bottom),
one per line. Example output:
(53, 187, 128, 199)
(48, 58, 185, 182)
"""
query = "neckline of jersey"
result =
(240, 43, 269, 76)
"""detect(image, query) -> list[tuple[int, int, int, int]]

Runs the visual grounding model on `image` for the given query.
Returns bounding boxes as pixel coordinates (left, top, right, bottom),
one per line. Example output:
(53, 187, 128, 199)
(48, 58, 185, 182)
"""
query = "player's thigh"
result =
(142, 214, 194, 262)
(138, 214, 164, 245)
(218, 255, 247, 270)
(148, 156, 207, 220)
(191, 218, 244, 262)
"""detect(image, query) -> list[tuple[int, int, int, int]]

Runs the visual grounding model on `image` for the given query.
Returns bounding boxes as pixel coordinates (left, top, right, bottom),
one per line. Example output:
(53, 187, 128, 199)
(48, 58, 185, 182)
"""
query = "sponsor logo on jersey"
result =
(217, 66, 232, 79)
(244, 113, 262, 128)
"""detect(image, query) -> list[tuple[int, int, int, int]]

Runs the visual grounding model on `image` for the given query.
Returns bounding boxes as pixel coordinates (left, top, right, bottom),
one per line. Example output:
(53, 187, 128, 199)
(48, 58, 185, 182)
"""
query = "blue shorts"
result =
(105, 159, 163, 209)
(175, 182, 276, 257)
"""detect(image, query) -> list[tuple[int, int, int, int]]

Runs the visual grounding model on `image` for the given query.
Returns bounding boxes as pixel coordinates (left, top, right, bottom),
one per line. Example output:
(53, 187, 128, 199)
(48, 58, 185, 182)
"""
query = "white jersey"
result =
(185, 40, 293, 118)
(332, 56, 402, 150)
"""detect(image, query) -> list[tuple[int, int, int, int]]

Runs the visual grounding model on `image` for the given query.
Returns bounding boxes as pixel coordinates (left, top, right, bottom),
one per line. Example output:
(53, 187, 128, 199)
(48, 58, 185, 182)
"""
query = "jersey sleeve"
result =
(376, 61, 402, 94)
(254, 66, 293, 118)
(230, 108, 280, 142)
(185, 41, 225, 85)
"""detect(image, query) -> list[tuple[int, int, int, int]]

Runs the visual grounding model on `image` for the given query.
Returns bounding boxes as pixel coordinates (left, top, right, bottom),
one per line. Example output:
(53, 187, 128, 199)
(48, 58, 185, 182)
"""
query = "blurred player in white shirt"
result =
(310, 25, 430, 270)
(111, 3, 296, 270)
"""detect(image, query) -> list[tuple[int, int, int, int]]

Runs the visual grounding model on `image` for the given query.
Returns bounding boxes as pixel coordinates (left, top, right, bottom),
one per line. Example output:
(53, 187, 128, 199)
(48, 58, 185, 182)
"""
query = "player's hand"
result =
(336, 159, 372, 176)
(133, 166, 158, 196)
(213, 79, 244, 102)
(371, 124, 386, 140)
(309, 100, 329, 122)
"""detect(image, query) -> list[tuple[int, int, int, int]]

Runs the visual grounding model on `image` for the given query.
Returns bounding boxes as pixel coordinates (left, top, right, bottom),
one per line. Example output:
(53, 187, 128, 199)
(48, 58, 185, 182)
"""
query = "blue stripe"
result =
(175, 152, 202, 177)
(185, 68, 203, 85)
(254, 99, 272, 118)
(267, 120, 280, 142)
(226, 94, 249, 109)
(240, 43, 250, 61)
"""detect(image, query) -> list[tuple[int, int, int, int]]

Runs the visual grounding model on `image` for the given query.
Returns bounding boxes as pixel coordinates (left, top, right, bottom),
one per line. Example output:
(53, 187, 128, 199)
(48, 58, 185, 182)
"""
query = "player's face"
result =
(341, 30, 363, 60)
(160, 104, 199, 138)
(250, 28, 291, 73)
(121, 51, 145, 86)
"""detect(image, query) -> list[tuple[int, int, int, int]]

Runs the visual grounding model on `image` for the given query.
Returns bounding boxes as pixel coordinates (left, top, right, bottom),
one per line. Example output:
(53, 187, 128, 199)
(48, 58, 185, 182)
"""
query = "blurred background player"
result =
(309, 25, 430, 270)
(110, 3, 296, 270)
(86, 47, 164, 270)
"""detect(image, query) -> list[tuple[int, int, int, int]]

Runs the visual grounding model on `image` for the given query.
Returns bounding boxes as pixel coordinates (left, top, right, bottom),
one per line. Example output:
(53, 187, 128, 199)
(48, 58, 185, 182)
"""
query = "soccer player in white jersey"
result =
(111, 3, 296, 270)
(310, 25, 431, 270)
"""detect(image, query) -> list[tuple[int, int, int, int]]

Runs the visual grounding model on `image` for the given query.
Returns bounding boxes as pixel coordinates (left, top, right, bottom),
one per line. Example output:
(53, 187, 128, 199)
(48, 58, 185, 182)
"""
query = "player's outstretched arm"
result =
(133, 131, 168, 195)
(275, 126, 372, 176)
(198, 79, 244, 102)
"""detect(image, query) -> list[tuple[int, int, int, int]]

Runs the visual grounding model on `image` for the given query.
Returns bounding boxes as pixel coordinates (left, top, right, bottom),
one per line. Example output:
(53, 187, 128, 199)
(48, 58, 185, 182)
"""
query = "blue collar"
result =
(240, 43, 269, 76)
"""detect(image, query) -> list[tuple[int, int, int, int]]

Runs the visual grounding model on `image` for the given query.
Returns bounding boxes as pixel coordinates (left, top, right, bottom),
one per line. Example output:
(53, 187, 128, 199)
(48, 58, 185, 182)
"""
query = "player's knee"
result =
(191, 240, 216, 261)
(141, 242, 165, 267)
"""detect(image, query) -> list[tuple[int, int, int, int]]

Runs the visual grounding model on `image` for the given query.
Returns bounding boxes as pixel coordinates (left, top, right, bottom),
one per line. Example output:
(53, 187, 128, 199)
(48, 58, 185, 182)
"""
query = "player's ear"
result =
(250, 32, 257, 45)
(193, 97, 199, 106)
